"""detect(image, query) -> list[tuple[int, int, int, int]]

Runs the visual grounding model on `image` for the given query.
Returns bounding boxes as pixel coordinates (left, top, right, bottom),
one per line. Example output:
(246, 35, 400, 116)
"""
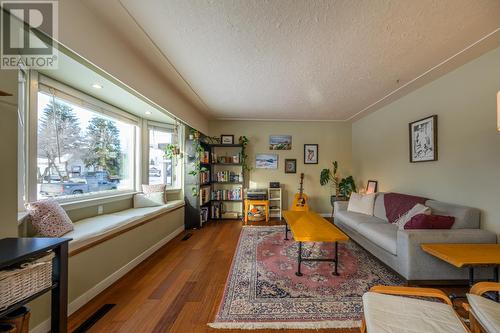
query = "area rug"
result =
(209, 226, 404, 329)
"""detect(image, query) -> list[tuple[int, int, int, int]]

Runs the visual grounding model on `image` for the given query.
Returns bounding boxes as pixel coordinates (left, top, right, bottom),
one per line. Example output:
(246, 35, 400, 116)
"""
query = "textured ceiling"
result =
(118, 0, 500, 121)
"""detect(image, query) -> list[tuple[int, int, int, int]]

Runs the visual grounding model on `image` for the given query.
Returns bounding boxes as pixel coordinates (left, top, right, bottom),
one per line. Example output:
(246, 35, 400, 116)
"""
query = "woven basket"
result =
(0, 252, 54, 311)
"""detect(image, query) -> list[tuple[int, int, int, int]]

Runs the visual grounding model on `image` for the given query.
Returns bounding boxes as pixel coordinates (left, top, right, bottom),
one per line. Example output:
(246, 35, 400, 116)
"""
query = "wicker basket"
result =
(0, 252, 54, 311)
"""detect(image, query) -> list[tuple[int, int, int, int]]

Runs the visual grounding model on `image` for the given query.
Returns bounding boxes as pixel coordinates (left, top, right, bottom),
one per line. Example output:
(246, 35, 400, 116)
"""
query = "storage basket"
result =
(0, 252, 54, 311)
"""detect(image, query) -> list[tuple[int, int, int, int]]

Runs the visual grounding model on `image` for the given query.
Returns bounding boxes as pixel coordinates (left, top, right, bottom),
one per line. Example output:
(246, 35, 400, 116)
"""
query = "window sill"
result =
(60, 191, 138, 211)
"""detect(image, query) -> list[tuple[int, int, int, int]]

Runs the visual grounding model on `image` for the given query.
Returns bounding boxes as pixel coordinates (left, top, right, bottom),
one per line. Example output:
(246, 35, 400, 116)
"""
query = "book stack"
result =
(200, 170, 210, 184)
(211, 188, 242, 201)
(213, 171, 241, 182)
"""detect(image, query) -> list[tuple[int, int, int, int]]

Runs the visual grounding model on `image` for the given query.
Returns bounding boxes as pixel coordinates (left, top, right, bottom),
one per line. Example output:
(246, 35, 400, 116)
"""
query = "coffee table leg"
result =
(295, 242, 303, 276)
(333, 242, 339, 276)
(284, 224, 289, 240)
(494, 266, 499, 302)
(469, 267, 474, 287)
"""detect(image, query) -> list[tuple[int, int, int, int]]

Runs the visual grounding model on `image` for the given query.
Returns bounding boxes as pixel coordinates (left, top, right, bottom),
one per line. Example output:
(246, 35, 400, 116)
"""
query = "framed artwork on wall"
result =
(221, 134, 234, 145)
(256, 154, 278, 169)
(269, 135, 292, 150)
(409, 115, 438, 162)
(304, 144, 318, 164)
(284, 159, 296, 173)
(366, 180, 378, 194)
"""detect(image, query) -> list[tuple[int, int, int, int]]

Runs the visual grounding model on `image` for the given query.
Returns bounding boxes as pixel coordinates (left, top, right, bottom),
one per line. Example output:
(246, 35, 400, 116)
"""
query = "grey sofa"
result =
(334, 193, 497, 282)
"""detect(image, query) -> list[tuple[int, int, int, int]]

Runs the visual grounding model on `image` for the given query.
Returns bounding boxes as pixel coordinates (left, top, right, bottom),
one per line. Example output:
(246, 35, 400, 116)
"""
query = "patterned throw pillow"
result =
(133, 192, 165, 208)
(26, 199, 74, 237)
(142, 184, 167, 202)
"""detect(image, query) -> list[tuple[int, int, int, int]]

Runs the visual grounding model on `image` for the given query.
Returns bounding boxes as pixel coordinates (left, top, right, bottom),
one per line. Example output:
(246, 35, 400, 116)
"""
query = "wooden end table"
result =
(421, 243, 500, 301)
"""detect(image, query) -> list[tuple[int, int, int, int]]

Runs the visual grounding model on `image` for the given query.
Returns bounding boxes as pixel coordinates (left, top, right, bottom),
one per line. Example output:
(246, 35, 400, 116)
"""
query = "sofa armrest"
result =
(396, 229, 497, 280)
(334, 201, 348, 212)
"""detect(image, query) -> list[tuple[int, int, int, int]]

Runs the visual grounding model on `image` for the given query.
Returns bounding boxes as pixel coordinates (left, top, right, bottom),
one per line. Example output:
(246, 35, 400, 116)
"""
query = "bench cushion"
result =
(363, 292, 468, 333)
(467, 294, 500, 333)
(67, 200, 184, 252)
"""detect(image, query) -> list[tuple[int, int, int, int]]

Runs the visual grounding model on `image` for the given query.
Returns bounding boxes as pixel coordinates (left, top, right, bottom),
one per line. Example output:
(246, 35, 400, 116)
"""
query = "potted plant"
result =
(320, 161, 357, 207)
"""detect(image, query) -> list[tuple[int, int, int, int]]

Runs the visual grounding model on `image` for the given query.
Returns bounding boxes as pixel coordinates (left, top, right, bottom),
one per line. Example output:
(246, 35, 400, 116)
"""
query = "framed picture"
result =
(409, 115, 438, 162)
(304, 144, 318, 164)
(220, 134, 234, 145)
(269, 135, 292, 150)
(284, 159, 297, 173)
(256, 154, 278, 169)
(366, 180, 378, 194)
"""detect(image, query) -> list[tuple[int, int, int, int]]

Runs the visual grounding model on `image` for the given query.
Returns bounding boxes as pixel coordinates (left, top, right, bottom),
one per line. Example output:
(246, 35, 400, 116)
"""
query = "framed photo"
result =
(284, 159, 297, 173)
(366, 180, 378, 194)
(409, 115, 438, 162)
(269, 135, 292, 150)
(256, 154, 278, 169)
(220, 134, 234, 145)
(304, 144, 318, 164)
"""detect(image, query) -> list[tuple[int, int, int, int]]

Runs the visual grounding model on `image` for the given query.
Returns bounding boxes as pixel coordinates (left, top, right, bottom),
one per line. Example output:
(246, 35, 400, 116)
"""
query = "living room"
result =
(0, 1, 499, 333)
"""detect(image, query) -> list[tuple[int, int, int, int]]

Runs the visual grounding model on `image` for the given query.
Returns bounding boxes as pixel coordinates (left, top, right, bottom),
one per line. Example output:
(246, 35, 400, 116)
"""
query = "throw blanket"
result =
(384, 193, 427, 223)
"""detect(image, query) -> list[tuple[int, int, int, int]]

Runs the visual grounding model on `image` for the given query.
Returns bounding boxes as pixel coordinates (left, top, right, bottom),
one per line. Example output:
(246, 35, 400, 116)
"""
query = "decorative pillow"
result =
(395, 203, 431, 230)
(134, 192, 165, 208)
(142, 184, 167, 202)
(26, 199, 74, 237)
(347, 193, 376, 216)
(404, 214, 455, 230)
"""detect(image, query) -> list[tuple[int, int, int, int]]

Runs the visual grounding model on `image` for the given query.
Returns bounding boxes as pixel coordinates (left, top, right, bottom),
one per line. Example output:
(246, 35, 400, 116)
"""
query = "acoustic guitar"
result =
(291, 173, 309, 211)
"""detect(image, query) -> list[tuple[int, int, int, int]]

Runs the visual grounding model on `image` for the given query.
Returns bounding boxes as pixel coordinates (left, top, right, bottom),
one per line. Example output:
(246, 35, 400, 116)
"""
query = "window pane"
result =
(37, 92, 135, 199)
(149, 128, 173, 186)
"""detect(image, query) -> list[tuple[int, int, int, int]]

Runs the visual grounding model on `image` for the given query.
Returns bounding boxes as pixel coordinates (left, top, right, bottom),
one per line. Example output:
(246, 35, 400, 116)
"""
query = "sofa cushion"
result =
(335, 210, 386, 230)
(425, 200, 480, 229)
(363, 292, 468, 333)
(347, 193, 376, 215)
(356, 222, 398, 255)
(373, 193, 387, 221)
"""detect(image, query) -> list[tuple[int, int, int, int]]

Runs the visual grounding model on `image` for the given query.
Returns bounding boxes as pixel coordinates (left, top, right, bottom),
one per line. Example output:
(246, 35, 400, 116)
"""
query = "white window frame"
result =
(25, 72, 141, 206)
(143, 120, 183, 190)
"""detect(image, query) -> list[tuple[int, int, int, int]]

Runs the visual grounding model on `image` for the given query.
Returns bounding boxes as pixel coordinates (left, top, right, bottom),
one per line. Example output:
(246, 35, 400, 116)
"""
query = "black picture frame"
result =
(304, 144, 318, 164)
(284, 159, 297, 173)
(366, 180, 378, 194)
(409, 115, 438, 163)
(220, 134, 234, 145)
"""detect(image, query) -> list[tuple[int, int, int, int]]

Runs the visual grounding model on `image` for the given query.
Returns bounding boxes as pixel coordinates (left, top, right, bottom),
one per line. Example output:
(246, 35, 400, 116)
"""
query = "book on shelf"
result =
(200, 151, 210, 164)
(213, 170, 242, 183)
(200, 170, 210, 184)
(200, 186, 210, 205)
(211, 188, 242, 201)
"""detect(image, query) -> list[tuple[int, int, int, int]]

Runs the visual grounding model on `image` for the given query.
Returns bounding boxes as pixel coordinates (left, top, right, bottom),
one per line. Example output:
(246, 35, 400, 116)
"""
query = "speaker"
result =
(269, 182, 280, 188)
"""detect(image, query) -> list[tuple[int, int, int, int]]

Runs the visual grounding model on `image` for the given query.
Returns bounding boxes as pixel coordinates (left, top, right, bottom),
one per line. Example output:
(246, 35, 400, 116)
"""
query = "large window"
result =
(148, 125, 179, 187)
(36, 91, 136, 200)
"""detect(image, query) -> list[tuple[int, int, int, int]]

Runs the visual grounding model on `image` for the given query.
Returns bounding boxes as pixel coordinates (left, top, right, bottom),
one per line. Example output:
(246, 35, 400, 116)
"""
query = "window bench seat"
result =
(66, 200, 185, 256)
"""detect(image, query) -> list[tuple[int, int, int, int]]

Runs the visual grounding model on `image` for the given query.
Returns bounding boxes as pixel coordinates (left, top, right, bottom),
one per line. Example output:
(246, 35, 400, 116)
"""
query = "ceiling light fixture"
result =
(92, 83, 103, 89)
(145, 111, 152, 115)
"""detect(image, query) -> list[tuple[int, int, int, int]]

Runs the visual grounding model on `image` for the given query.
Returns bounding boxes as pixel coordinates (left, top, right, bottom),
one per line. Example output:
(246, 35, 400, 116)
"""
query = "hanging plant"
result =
(164, 143, 181, 165)
(239, 135, 251, 172)
(188, 130, 206, 197)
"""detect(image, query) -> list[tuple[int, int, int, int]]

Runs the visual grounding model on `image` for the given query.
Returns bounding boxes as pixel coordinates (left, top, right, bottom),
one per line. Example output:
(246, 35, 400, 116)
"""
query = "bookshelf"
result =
(268, 187, 283, 220)
(210, 144, 244, 220)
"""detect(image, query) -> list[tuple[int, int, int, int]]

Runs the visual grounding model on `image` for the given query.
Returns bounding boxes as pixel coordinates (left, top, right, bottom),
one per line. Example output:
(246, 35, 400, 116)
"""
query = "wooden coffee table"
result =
(283, 210, 349, 276)
(421, 243, 500, 300)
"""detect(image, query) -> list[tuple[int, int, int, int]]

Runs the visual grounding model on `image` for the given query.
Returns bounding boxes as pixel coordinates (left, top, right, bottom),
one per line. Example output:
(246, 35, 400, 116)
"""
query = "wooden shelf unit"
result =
(268, 187, 283, 220)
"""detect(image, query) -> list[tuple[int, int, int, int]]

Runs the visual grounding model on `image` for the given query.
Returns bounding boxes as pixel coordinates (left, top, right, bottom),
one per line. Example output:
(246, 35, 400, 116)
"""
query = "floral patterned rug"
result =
(209, 226, 404, 329)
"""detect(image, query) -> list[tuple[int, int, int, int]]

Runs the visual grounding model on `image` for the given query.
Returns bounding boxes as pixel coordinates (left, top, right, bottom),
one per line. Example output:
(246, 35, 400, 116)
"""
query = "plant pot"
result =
(0, 306, 30, 333)
(330, 195, 347, 207)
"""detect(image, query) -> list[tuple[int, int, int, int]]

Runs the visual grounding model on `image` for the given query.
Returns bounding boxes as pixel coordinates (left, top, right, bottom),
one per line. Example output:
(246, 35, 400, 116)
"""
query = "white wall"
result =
(352, 46, 500, 238)
(209, 120, 352, 214)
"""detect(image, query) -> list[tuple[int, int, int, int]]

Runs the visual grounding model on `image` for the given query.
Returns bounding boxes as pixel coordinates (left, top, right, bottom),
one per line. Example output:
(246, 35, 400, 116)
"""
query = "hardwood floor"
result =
(68, 220, 465, 333)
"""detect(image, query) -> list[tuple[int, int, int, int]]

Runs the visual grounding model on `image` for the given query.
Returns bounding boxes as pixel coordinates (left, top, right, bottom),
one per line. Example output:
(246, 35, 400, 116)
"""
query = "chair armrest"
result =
(333, 201, 348, 211)
(369, 285, 453, 306)
(470, 282, 500, 296)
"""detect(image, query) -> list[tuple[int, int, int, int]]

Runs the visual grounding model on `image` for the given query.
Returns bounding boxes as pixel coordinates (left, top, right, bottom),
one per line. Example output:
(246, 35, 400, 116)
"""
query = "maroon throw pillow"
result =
(404, 214, 455, 230)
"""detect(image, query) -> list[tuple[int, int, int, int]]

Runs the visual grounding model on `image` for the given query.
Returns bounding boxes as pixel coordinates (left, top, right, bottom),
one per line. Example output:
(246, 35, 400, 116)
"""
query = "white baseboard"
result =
(31, 225, 185, 333)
